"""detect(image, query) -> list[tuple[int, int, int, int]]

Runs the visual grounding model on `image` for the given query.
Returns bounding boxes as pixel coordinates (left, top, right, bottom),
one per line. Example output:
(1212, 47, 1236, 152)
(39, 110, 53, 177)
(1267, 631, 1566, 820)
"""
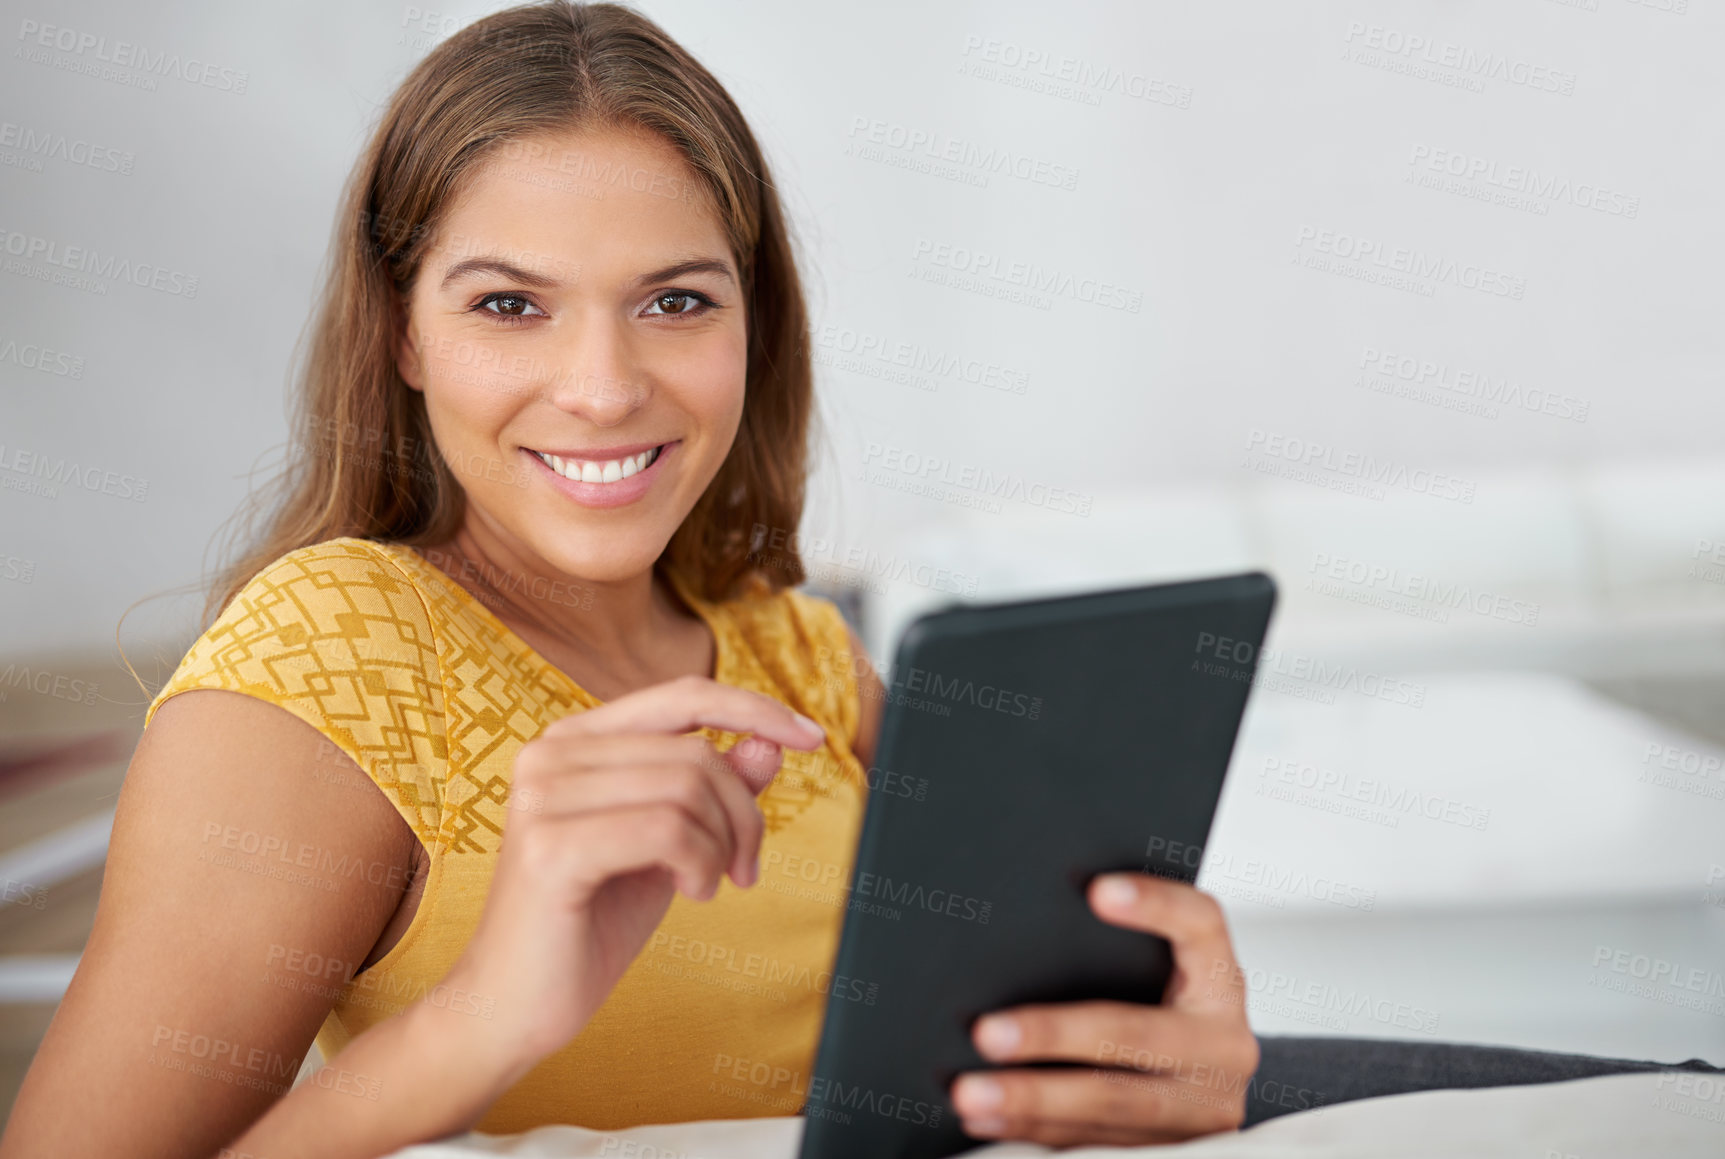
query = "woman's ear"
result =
(392, 291, 424, 393)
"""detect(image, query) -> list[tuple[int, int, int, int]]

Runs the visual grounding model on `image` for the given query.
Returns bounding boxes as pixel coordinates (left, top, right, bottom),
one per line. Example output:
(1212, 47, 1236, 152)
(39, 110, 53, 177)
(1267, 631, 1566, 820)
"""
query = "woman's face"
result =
(395, 123, 748, 584)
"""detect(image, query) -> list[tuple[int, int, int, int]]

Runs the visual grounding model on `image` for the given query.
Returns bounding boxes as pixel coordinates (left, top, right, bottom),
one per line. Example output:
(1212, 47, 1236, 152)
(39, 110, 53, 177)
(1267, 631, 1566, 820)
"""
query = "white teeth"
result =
(534, 445, 663, 484)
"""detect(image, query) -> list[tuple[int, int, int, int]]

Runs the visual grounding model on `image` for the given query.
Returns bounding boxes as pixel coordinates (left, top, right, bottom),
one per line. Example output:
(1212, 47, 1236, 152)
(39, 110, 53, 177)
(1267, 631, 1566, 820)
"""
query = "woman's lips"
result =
(533, 443, 662, 483)
(523, 440, 676, 509)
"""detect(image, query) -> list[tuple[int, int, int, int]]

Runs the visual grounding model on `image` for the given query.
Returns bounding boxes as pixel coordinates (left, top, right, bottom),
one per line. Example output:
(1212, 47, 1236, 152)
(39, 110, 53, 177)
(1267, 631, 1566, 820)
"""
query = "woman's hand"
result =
(442, 675, 827, 1083)
(949, 873, 1259, 1148)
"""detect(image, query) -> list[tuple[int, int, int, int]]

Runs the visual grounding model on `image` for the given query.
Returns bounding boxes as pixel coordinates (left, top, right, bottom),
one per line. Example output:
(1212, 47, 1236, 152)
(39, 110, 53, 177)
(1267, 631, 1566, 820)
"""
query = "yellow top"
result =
(143, 536, 868, 1133)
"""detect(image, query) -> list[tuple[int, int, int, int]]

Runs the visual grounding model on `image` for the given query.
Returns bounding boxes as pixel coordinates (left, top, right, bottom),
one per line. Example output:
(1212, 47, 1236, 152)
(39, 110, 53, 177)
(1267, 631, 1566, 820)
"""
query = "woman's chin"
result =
(528, 538, 676, 587)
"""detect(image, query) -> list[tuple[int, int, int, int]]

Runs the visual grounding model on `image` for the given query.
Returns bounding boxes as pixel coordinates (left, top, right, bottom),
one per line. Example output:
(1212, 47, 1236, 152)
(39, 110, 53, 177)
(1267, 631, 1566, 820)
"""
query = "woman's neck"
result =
(423, 518, 714, 696)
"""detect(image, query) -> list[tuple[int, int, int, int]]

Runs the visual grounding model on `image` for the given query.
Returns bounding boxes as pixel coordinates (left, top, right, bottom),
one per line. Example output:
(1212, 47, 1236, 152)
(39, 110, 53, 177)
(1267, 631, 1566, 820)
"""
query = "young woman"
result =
(0, 4, 1260, 1155)
(10, 5, 1715, 1157)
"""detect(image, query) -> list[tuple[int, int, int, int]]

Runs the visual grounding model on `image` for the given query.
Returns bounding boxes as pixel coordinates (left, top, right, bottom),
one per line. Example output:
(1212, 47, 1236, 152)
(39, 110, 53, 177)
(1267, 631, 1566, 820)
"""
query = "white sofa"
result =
(825, 458, 1725, 1062)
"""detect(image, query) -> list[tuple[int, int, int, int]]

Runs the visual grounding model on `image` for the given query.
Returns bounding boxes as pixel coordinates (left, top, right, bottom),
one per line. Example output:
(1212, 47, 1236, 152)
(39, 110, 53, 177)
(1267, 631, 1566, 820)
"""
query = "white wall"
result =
(2, 0, 1721, 658)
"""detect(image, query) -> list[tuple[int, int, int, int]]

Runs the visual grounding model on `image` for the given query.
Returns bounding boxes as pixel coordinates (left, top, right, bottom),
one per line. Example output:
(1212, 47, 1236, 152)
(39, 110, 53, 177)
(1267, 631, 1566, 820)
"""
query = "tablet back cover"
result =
(797, 572, 1275, 1159)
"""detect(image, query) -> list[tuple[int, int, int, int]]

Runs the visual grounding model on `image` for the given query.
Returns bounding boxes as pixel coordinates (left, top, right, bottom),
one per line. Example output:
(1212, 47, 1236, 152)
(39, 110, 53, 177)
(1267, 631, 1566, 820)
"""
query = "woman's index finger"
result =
(544, 675, 826, 749)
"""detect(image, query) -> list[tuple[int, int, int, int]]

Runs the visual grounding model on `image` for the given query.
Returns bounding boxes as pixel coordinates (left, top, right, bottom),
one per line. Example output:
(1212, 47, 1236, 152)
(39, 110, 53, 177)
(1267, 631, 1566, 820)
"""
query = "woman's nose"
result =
(540, 318, 648, 425)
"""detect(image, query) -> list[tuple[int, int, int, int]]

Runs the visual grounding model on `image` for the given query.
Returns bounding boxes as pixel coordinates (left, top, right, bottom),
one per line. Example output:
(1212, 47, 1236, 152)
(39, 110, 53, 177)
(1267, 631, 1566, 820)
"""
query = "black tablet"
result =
(796, 571, 1277, 1159)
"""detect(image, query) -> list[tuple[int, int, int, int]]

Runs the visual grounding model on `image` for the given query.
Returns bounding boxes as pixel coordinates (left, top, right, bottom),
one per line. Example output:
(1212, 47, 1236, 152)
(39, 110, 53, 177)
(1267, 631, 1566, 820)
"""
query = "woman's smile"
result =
(523, 439, 678, 508)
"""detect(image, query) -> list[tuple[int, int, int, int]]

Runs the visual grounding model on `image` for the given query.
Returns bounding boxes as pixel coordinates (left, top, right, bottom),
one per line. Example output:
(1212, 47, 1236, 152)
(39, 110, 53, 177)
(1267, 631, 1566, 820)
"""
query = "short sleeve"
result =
(764, 587, 862, 754)
(790, 593, 862, 748)
(145, 538, 448, 847)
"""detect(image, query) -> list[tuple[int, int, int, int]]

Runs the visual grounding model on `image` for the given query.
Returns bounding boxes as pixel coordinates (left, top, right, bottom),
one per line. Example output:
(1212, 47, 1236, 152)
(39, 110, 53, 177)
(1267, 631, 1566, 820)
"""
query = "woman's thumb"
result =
(723, 735, 783, 795)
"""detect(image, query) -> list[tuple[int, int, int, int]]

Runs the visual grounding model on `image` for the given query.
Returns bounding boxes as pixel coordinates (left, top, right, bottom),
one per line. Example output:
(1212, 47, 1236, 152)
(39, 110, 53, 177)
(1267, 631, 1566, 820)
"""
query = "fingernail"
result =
(1097, 875, 1138, 910)
(974, 1016, 1020, 1059)
(963, 1116, 1006, 1137)
(792, 711, 824, 739)
(953, 1075, 1003, 1113)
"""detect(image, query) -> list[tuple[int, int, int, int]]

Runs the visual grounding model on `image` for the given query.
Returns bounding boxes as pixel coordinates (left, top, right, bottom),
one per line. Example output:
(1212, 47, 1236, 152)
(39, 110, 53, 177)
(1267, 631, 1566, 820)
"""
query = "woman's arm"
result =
(3, 675, 829, 1159)
(0, 689, 507, 1159)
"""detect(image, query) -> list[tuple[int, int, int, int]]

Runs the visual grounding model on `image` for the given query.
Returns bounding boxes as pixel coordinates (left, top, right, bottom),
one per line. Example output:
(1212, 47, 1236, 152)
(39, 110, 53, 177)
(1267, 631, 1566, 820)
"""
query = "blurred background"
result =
(2, 0, 1722, 1120)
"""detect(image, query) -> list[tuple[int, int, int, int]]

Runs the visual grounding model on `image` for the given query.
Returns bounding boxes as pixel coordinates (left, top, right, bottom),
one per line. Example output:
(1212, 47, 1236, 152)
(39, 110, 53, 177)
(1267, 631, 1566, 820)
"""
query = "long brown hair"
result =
(204, 0, 810, 628)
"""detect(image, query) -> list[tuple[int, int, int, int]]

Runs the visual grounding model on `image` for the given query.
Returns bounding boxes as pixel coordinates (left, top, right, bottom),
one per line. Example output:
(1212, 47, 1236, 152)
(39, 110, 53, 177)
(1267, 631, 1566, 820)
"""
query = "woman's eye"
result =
(644, 291, 712, 317)
(476, 293, 545, 320)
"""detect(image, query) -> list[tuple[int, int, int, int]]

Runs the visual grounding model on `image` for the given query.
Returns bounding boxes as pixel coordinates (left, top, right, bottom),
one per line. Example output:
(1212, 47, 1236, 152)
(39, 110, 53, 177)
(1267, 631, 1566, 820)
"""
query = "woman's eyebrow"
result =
(437, 254, 735, 291)
(634, 257, 734, 287)
(440, 257, 561, 290)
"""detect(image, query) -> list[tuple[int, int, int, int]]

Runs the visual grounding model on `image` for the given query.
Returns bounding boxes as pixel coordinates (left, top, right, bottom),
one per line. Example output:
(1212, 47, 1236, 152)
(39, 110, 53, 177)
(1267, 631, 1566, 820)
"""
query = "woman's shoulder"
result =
(239, 535, 433, 609)
(712, 577, 865, 753)
(143, 535, 450, 845)
(144, 536, 446, 730)
(714, 575, 857, 673)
